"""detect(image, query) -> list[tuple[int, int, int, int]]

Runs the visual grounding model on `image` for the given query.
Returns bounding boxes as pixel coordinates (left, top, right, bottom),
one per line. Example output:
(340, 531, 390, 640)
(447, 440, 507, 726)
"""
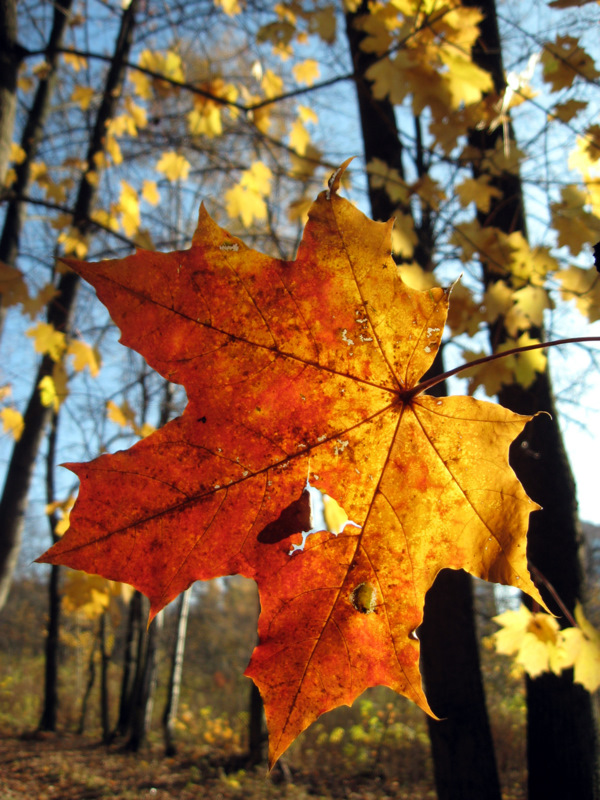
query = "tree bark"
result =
(344, 8, 501, 800)
(163, 587, 191, 756)
(0, 0, 20, 189)
(126, 605, 163, 751)
(0, 0, 138, 612)
(39, 411, 61, 731)
(0, 0, 74, 271)
(462, 0, 599, 795)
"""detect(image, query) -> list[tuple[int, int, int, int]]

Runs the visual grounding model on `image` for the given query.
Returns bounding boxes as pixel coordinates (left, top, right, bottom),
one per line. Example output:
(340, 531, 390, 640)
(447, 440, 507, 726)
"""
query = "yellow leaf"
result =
(214, 0, 242, 13)
(105, 133, 123, 166)
(261, 69, 284, 99)
(118, 181, 141, 236)
(156, 151, 191, 182)
(552, 99, 587, 123)
(63, 52, 87, 71)
(298, 105, 318, 125)
(290, 118, 310, 155)
(440, 51, 493, 108)
(366, 158, 409, 204)
(67, 340, 101, 377)
(240, 161, 272, 195)
(107, 399, 135, 428)
(494, 604, 563, 679)
(142, 180, 160, 205)
(541, 36, 599, 92)
(512, 286, 553, 328)
(26, 322, 67, 360)
(1, 408, 24, 441)
(558, 266, 600, 323)
(22, 283, 59, 319)
(456, 175, 502, 213)
(292, 59, 320, 86)
(308, 6, 336, 44)
(71, 86, 95, 110)
(0, 261, 30, 309)
(391, 212, 417, 259)
(501, 333, 547, 388)
(446, 283, 483, 337)
(188, 106, 223, 137)
(57, 227, 88, 258)
(225, 184, 267, 227)
(461, 349, 514, 396)
(10, 143, 26, 164)
(551, 185, 600, 256)
(38, 376, 59, 411)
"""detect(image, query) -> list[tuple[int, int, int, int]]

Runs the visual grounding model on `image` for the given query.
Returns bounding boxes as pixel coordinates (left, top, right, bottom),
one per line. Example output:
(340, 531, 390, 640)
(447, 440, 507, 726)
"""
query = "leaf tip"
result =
(326, 157, 355, 199)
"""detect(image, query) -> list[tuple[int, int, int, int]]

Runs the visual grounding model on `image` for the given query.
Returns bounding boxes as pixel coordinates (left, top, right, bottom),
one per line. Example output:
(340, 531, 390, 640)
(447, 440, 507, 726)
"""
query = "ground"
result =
(0, 731, 439, 800)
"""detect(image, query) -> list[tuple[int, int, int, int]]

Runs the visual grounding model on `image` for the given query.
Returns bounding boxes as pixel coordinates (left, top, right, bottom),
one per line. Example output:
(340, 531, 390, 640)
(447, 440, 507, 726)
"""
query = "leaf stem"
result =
(405, 337, 600, 400)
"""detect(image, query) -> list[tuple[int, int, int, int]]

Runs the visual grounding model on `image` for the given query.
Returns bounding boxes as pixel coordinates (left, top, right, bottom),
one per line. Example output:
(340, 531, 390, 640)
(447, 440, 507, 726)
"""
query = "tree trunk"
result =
(0, 0, 74, 270)
(344, 8, 502, 799)
(126, 604, 163, 752)
(163, 587, 191, 756)
(0, 0, 138, 612)
(0, 0, 20, 189)
(100, 612, 111, 743)
(462, 0, 599, 795)
(39, 411, 61, 731)
(116, 589, 143, 737)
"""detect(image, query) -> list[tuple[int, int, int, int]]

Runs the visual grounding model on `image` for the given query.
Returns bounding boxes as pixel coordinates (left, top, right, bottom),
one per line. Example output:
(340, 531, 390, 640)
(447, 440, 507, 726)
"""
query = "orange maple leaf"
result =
(38, 161, 545, 766)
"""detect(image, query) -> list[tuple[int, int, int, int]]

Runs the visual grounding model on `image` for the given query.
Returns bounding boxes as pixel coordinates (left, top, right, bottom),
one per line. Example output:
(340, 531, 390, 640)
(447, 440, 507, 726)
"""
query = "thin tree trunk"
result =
(163, 587, 191, 756)
(345, 8, 502, 799)
(78, 636, 97, 735)
(0, 0, 138, 612)
(99, 612, 111, 743)
(462, 0, 599, 795)
(39, 411, 61, 731)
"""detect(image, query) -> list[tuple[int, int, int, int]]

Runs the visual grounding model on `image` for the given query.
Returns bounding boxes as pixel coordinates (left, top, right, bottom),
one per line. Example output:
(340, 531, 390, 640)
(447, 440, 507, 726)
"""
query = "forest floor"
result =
(0, 730, 439, 800)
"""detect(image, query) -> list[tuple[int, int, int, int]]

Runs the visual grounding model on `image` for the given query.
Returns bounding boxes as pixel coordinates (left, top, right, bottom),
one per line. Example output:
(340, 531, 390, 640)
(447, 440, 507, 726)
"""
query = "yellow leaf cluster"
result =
(38, 363, 68, 412)
(107, 399, 155, 438)
(26, 322, 67, 361)
(156, 151, 191, 182)
(358, 0, 492, 123)
(62, 571, 132, 621)
(188, 79, 238, 138)
(494, 603, 600, 693)
(366, 158, 409, 204)
(551, 185, 600, 256)
(225, 162, 273, 227)
(1, 407, 24, 441)
(67, 339, 101, 377)
(134, 49, 185, 99)
(118, 181, 141, 236)
(71, 86, 95, 110)
(541, 36, 599, 92)
(456, 175, 503, 213)
(558, 266, 600, 323)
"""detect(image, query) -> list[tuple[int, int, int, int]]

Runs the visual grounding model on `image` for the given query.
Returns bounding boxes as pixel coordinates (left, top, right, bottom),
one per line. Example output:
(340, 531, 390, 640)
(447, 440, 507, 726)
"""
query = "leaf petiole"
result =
(406, 336, 600, 401)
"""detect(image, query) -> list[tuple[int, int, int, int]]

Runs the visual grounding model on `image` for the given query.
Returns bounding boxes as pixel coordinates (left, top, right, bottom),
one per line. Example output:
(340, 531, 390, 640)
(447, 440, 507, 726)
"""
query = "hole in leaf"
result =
(350, 582, 377, 614)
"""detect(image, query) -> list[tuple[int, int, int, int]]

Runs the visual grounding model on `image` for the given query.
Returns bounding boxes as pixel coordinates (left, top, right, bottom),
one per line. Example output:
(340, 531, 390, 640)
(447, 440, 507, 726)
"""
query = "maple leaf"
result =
(38, 162, 545, 766)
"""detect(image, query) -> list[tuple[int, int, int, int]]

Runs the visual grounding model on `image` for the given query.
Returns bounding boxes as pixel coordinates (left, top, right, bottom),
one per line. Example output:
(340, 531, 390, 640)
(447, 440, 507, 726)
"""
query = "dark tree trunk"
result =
(462, 0, 599, 795)
(99, 612, 111, 743)
(39, 411, 61, 731)
(0, 0, 74, 269)
(0, 0, 138, 612)
(163, 587, 191, 756)
(78, 638, 97, 735)
(344, 8, 501, 800)
(0, 0, 20, 189)
(126, 603, 163, 752)
(116, 589, 143, 737)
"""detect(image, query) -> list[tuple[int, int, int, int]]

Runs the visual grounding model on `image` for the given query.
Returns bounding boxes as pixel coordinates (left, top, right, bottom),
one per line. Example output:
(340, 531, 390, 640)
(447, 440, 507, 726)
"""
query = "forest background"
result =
(1, 0, 600, 798)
